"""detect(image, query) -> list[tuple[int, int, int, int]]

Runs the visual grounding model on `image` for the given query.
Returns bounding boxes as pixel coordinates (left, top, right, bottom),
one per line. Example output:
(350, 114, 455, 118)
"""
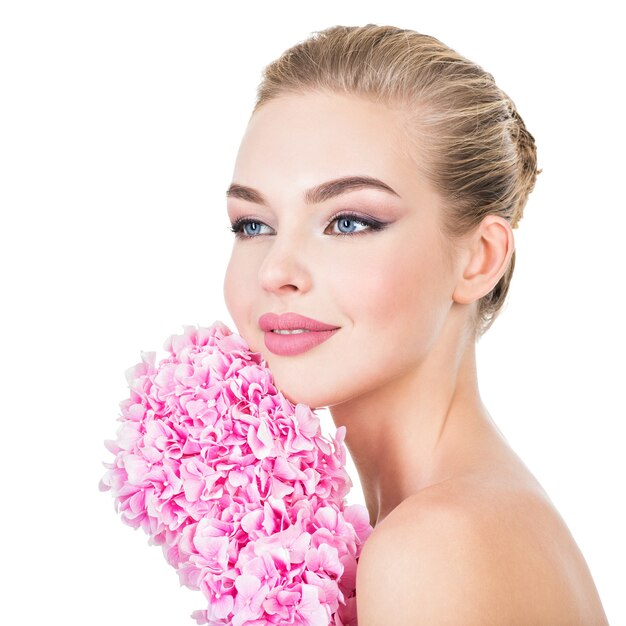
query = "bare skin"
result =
(332, 294, 609, 622)
(223, 91, 609, 623)
(356, 462, 610, 624)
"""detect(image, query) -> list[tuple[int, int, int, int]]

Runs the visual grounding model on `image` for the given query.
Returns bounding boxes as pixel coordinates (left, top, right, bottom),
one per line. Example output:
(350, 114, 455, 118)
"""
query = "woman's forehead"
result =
(232, 92, 426, 201)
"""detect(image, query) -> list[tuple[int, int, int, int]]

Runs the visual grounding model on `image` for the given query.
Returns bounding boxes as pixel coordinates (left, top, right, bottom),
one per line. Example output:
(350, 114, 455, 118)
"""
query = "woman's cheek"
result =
(223, 255, 252, 338)
(349, 244, 411, 317)
(223, 256, 238, 321)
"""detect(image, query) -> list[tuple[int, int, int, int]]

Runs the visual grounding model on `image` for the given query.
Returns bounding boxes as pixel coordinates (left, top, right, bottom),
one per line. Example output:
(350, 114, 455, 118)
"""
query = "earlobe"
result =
(451, 216, 514, 305)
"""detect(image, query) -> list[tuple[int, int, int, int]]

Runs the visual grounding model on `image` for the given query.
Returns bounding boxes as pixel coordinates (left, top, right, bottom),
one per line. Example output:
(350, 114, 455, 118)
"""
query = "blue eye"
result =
(229, 212, 387, 240)
(229, 219, 271, 238)
(332, 215, 369, 235)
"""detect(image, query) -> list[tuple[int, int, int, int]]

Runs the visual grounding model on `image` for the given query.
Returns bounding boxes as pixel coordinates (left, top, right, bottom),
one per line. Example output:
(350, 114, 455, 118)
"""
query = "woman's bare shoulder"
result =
(356, 477, 609, 625)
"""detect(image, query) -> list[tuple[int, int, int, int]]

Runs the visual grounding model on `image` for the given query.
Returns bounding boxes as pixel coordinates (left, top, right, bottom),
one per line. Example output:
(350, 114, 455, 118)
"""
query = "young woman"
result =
(223, 24, 609, 625)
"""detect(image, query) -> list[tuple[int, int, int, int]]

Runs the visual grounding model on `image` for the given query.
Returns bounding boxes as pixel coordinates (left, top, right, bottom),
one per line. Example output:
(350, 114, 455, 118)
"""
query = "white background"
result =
(1, 1, 624, 624)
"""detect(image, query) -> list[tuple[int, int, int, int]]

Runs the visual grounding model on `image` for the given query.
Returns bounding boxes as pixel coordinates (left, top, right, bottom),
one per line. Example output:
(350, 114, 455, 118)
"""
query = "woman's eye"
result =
(327, 214, 374, 236)
(228, 213, 386, 239)
(229, 219, 272, 239)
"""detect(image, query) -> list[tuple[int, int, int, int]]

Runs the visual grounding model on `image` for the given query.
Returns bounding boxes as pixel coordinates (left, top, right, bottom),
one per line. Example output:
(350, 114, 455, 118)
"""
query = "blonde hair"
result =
(252, 24, 541, 340)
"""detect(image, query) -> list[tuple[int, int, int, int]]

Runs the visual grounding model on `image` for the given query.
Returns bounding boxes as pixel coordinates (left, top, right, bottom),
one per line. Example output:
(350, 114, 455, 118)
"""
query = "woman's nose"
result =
(257, 234, 312, 295)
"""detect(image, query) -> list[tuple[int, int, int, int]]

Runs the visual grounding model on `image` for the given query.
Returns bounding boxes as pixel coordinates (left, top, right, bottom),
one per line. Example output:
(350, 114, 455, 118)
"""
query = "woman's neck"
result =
(328, 337, 498, 527)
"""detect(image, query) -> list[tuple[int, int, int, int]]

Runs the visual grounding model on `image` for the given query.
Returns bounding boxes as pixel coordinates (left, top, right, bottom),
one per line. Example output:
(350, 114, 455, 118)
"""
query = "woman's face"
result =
(224, 91, 458, 409)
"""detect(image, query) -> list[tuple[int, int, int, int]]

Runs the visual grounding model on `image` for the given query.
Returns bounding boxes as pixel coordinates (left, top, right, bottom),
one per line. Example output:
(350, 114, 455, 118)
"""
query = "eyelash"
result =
(228, 212, 387, 240)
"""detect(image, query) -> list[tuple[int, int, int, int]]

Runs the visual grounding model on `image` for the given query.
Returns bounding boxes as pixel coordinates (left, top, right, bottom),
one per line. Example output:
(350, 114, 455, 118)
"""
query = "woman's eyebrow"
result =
(225, 175, 401, 206)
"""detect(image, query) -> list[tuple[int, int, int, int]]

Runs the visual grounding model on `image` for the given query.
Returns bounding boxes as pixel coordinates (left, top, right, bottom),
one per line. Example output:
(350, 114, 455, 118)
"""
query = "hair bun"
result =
(506, 98, 542, 228)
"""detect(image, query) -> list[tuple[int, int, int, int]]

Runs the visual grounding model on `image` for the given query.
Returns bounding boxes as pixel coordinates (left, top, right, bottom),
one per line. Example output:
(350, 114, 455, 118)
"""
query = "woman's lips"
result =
(258, 311, 340, 332)
(263, 328, 340, 356)
(258, 312, 341, 356)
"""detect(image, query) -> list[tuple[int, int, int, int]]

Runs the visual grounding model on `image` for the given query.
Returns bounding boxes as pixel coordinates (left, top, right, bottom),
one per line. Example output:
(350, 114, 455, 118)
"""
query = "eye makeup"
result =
(229, 211, 390, 240)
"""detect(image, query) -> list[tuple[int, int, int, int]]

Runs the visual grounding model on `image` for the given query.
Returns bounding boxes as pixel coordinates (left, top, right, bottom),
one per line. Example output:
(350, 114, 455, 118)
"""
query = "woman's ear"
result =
(451, 215, 515, 305)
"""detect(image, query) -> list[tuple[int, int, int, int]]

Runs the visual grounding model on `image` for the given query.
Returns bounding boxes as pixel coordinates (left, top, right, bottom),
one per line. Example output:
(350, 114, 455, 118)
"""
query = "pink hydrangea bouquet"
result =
(99, 320, 373, 625)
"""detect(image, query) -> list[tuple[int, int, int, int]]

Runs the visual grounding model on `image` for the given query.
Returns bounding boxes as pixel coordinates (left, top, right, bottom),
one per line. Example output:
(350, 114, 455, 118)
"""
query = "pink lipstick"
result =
(258, 312, 340, 356)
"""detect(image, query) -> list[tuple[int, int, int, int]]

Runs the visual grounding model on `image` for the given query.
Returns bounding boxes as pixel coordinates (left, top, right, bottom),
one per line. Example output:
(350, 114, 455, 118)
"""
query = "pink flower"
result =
(231, 574, 271, 625)
(263, 582, 330, 626)
(100, 320, 374, 624)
